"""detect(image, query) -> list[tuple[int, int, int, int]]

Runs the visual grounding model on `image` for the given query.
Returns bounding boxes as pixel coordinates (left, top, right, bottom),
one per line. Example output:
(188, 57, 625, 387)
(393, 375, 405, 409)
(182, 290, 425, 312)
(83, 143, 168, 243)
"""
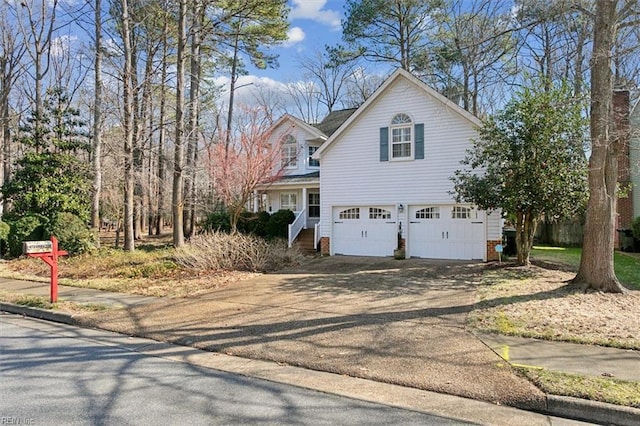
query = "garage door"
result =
(332, 206, 397, 256)
(408, 205, 485, 260)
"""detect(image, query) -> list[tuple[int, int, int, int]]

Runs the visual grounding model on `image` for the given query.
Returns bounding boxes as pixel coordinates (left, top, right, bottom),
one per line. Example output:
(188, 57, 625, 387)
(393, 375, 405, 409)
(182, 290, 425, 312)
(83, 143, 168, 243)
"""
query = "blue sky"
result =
(254, 0, 345, 81)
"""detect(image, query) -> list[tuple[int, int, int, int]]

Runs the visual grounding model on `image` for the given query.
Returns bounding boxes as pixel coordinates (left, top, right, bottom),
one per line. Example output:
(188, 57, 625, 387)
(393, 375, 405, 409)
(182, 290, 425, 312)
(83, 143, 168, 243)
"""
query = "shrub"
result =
(174, 231, 303, 272)
(237, 211, 271, 237)
(0, 221, 9, 256)
(7, 214, 48, 258)
(45, 212, 97, 255)
(200, 211, 231, 233)
(265, 209, 295, 239)
(632, 216, 640, 240)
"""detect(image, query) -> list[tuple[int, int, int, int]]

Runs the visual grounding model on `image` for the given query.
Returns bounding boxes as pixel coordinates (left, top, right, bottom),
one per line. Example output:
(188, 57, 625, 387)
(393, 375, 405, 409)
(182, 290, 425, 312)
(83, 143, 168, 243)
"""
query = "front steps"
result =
(294, 229, 317, 255)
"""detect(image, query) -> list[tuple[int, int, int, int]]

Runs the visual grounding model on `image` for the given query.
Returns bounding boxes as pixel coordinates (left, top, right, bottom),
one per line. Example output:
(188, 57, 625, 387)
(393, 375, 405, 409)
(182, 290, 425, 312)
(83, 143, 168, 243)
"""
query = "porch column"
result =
(253, 190, 259, 213)
(302, 187, 308, 228)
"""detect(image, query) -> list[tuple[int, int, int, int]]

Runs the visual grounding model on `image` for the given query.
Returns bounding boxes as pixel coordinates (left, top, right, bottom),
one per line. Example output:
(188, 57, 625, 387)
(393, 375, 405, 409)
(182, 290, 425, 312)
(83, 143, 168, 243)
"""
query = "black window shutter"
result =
(380, 127, 389, 161)
(414, 123, 424, 159)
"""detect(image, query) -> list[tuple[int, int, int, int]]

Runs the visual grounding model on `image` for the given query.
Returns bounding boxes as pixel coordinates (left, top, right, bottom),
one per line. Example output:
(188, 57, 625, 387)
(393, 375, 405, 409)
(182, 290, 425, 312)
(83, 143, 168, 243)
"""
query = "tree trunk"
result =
(121, 0, 135, 251)
(172, 0, 186, 248)
(573, 0, 625, 293)
(90, 0, 103, 244)
(156, 15, 169, 236)
(184, 0, 202, 239)
(515, 211, 537, 266)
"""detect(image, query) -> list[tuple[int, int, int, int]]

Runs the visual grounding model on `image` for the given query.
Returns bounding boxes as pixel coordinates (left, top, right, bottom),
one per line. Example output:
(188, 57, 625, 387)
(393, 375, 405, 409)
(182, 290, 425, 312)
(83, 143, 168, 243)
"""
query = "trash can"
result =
(617, 229, 635, 252)
(503, 228, 517, 256)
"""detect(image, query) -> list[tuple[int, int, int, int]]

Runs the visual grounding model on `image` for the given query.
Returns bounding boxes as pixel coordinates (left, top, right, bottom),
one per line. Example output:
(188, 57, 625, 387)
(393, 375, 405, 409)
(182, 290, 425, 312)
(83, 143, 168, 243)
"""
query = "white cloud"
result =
(281, 26, 306, 48)
(213, 75, 289, 105)
(289, 0, 341, 30)
(50, 35, 77, 57)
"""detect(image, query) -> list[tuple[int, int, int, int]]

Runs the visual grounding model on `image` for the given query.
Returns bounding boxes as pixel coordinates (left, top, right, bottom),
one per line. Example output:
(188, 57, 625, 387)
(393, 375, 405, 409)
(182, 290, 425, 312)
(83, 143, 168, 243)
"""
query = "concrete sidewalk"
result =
(0, 277, 156, 308)
(1, 275, 639, 425)
(479, 333, 640, 382)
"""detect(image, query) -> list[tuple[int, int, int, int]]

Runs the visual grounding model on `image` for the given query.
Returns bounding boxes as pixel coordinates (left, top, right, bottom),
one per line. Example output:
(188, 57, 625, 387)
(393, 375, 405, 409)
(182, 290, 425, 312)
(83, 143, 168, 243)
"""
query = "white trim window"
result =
(308, 193, 320, 217)
(308, 146, 320, 167)
(339, 208, 360, 219)
(416, 207, 440, 219)
(369, 207, 391, 219)
(390, 113, 412, 159)
(281, 134, 297, 168)
(452, 206, 471, 219)
(280, 193, 297, 211)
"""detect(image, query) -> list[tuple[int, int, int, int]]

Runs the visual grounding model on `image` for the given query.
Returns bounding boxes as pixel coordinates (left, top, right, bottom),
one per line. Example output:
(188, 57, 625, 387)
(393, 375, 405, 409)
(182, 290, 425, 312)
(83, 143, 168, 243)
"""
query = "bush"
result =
(632, 216, 640, 240)
(0, 221, 9, 257)
(237, 211, 271, 237)
(45, 212, 97, 255)
(174, 232, 303, 272)
(265, 209, 295, 239)
(7, 214, 48, 258)
(200, 211, 231, 233)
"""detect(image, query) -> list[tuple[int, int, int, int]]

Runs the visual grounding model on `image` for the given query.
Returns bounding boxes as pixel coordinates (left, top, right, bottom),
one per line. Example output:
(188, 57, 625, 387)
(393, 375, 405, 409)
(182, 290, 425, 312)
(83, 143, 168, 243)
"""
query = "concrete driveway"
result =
(81, 256, 545, 409)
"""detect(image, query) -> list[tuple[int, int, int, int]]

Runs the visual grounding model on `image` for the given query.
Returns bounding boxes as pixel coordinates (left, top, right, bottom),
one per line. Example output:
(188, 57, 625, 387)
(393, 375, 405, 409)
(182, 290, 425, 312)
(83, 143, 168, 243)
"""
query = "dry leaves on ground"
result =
(470, 265, 640, 349)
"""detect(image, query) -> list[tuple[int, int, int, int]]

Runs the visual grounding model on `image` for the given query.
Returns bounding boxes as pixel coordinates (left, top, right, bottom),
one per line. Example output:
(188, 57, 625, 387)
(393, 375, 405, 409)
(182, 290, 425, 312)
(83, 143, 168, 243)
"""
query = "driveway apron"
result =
(80, 257, 545, 409)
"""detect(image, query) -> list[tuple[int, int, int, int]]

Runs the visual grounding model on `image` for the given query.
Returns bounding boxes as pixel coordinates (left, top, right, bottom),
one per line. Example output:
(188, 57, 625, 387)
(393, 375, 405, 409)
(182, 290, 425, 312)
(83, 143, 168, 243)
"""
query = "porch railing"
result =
(313, 222, 321, 250)
(288, 208, 306, 248)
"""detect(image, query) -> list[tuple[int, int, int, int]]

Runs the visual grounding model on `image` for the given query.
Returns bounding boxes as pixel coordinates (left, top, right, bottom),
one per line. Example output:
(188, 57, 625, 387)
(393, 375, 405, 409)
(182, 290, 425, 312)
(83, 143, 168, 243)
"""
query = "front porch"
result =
(253, 176, 320, 250)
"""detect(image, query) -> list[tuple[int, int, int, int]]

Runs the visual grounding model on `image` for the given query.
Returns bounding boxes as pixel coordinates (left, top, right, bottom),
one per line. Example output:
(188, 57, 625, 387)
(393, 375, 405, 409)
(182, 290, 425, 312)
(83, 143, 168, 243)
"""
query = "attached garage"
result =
(407, 205, 485, 260)
(332, 206, 398, 256)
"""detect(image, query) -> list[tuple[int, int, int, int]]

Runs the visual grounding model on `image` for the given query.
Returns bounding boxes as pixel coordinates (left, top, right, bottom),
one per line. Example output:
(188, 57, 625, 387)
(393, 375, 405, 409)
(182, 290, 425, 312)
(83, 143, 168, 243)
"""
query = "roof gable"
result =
(314, 68, 482, 158)
(270, 113, 327, 141)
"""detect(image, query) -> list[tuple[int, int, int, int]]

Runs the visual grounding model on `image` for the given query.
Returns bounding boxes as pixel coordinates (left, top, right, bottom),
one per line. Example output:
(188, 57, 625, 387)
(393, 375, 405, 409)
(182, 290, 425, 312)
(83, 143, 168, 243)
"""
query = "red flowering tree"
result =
(208, 107, 291, 232)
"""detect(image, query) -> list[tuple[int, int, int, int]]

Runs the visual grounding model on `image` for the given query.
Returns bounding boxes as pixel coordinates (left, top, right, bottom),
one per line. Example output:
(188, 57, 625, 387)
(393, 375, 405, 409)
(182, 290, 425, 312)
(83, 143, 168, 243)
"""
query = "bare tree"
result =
(0, 5, 26, 215)
(90, 0, 103, 232)
(120, 0, 135, 251)
(342, 67, 384, 108)
(431, 0, 516, 115)
(15, 0, 60, 135)
(286, 80, 323, 123)
(296, 48, 356, 113)
(172, 0, 187, 248)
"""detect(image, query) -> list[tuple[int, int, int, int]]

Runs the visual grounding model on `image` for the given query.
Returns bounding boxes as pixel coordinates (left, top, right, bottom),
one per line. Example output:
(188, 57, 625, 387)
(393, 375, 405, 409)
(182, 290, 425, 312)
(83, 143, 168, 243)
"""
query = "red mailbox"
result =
(23, 236, 68, 303)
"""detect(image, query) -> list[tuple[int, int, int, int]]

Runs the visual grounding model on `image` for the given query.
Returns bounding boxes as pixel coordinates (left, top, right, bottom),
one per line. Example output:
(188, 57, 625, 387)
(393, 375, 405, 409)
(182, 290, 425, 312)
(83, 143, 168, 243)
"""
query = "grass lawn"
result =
(531, 246, 640, 290)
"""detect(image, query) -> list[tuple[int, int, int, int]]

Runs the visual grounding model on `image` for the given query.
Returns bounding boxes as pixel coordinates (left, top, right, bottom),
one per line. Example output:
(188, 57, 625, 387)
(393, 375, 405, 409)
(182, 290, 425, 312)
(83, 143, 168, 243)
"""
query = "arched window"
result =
(390, 113, 412, 159)
(281, 135, 297, 168)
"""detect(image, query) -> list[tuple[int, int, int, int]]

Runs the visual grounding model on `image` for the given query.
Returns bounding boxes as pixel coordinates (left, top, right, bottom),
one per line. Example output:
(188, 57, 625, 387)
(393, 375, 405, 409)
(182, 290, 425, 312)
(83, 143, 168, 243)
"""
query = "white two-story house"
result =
(259, 68, 502, 261)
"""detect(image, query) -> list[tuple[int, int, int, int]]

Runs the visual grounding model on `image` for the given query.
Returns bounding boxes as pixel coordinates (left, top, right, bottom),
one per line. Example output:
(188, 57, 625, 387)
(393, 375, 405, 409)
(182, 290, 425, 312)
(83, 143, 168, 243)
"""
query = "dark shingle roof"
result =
(314, 108, 358, 137)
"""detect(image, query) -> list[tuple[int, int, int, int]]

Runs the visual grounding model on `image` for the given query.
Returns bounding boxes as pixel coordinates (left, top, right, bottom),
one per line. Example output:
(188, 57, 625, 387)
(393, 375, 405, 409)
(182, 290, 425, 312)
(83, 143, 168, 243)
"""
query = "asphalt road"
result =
(0, 314, 470, 425)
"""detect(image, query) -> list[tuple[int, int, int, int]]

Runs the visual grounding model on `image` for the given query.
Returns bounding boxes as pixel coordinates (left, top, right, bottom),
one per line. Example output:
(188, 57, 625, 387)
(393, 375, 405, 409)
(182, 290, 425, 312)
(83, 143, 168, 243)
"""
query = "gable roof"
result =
(314, 68, 483, 158)
(313, 108, 358, 137)
(270, 113, 327, 141)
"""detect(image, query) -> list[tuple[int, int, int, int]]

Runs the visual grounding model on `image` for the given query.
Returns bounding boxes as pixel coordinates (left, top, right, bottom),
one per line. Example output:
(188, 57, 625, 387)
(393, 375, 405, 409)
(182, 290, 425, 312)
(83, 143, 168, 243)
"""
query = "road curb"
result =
(545, 395, 640, 426)
(4, 303, 639, 425)
(0, 302, 77, 325)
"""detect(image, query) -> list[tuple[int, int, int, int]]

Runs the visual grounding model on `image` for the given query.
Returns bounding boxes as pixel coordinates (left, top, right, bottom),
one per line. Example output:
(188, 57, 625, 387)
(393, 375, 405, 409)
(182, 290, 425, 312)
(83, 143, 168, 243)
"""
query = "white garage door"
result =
(332, 206, 397, 256)
(408, 205, 485, 260)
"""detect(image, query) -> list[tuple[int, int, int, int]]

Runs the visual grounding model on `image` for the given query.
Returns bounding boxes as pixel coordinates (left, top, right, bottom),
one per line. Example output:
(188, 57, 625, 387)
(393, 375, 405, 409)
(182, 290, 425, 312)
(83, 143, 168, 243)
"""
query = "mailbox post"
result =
(23, 236, 68, 303)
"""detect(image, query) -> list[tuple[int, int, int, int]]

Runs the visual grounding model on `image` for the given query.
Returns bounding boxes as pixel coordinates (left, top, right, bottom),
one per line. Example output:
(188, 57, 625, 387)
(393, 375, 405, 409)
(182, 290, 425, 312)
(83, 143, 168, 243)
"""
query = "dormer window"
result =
(281, 135, 297, 168)
(390, 113, 412, 159)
